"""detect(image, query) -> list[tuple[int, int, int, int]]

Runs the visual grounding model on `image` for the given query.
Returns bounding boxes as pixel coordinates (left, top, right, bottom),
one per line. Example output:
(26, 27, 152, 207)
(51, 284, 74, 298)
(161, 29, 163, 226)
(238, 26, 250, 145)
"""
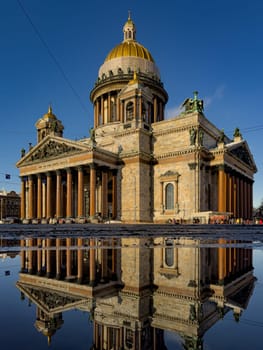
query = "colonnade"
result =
(92, 322, 159, 350)
(218, 239, 253, 283)
(94, 91, 164, 128)
(20, 237, 118, 285)
(217, 166, 253, 219)
(20, 164, 118, 221)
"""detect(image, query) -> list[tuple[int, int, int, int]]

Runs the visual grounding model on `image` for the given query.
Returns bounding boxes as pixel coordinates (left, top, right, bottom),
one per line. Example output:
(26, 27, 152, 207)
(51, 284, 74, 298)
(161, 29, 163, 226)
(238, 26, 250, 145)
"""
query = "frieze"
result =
(155, 148, 199, 160)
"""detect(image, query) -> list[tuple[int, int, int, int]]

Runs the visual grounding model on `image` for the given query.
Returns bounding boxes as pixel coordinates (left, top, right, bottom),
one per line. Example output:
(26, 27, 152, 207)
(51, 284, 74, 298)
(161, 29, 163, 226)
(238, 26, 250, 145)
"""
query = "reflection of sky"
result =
(164, 331, 184, 349)
(0, 256, 93, 350)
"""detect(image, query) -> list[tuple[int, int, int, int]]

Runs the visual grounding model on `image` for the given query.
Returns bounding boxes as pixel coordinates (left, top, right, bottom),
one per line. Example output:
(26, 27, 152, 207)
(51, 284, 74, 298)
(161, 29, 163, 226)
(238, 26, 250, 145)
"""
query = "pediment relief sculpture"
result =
(28, 140, 83, 163)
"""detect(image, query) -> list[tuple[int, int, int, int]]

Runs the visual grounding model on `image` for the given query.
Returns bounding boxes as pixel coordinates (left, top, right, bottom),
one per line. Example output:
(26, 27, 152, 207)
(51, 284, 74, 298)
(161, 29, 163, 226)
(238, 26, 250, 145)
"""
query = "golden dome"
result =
(105, 40, 154, 62)
(104, 14, 154, 63)
(43, 105, 57, 120)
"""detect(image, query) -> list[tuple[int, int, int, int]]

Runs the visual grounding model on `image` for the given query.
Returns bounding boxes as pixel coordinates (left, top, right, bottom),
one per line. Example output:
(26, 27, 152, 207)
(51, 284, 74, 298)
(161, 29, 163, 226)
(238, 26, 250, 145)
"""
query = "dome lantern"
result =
(123, 12, 136, 41)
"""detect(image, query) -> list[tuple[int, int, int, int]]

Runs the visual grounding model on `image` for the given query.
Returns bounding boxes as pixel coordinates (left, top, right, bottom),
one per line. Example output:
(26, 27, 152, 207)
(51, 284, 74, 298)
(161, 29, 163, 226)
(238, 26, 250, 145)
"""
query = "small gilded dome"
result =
(42, 105, 57, 121)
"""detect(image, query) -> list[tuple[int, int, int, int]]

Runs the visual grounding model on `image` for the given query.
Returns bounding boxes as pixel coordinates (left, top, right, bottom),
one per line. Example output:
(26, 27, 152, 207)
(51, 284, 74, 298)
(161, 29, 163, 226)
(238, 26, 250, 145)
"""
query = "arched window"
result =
(165, 183, 174, 209)
(110, 97, 116, 121)
(165, 239, 174, 267)
(126, 102, 134, 121)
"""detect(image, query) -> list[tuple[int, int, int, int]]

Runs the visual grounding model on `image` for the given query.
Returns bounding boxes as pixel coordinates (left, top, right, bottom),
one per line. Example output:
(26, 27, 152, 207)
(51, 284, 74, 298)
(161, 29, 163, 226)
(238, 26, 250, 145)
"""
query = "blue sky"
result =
(1, 0, 263, 207)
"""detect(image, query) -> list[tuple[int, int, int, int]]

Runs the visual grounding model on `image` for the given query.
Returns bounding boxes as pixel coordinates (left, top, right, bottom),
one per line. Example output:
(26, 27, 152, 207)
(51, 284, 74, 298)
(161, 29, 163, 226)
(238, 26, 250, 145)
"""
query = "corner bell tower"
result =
(35, 106, 64, 143)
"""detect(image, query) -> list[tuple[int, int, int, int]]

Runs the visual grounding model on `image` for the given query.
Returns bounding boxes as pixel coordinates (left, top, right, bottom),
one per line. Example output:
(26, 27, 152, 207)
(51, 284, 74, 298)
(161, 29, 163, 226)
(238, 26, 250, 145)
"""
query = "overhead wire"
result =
(16, 0, 88, 114)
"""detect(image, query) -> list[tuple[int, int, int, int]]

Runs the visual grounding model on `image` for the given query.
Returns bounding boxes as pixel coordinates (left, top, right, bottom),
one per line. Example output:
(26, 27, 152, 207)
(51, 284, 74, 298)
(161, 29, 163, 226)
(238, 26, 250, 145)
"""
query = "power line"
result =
(16, 0, 88, 113)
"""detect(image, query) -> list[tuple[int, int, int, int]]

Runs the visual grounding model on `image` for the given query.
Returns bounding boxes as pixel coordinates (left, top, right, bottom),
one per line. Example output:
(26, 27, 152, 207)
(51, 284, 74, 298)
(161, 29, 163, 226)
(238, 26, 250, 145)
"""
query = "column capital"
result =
(77, 165, 84, 172)
(89, 163, 97, 170)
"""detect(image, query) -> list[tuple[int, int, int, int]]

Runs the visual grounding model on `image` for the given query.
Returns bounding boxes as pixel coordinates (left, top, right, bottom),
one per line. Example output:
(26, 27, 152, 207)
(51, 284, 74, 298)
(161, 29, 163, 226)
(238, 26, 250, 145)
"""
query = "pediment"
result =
(17, 136, 91, 166)
(16, 281, 87, 315)
(227, 141, 257, 170)
(119, 83, 153, 101)
(226, 276, 256, 310)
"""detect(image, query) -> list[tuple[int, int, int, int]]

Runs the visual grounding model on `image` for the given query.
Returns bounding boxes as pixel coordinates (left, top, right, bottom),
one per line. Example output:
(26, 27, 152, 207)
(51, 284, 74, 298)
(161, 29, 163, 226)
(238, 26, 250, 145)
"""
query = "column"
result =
(244, 179, 248, 219)
(95, 100, 99, 128)
(28, 175, 34, 219)
(42, 180, 46, 218)
(240, 178, 244, 220)
(228, 174, 233, 214)
(56, 170, 62, 218)
(218, 238, 226, 283)
(112, 170, 117, 219)
(174, 178, 179, 212)
(56, 238, 61, 279)
(236, 177, 240, 220)
(66, 237, 72, 279)
(89, 238, 96, 286)
(108, 93, 111, 122)
(66, 168, 72, 218)
(153, 97, 157, 122)
(78, 167, 84, 217)
(46, 238, 51, 278)
(111, 239, 116, 276)
(46, 172, 52, 218)
(20, 239, 25, 272)
(218, 166, 226, 212)
(101, 96, 104, 125)
(37, 238, 42, 275)
(90, 164, 96, 217)
(160, 181, 164, 213)
(37, 175, 42, 219)
(28, 238, 33, 274)
(248, 181, 253, 219)
(138, 95, 142, 119)
(233, 176, 237, 218)
(20, 177, 26, 219)
(77, 237, 83, 283)
(101, 240, 108, 282)
(120, 100, 124, 123)
(101, 168, 108, 218)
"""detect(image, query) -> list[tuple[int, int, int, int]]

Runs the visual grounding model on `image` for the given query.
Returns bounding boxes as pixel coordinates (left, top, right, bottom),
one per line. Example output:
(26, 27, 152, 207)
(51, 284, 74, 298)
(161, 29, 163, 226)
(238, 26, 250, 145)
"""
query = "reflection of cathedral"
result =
(16, 15, 257, 223)
(17, 236, 256, 349)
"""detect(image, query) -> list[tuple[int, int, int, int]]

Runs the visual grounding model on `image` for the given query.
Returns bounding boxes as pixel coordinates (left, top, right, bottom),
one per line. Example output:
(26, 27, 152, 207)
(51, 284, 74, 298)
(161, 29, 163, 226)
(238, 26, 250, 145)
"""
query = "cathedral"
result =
(16, 15, 257, 224)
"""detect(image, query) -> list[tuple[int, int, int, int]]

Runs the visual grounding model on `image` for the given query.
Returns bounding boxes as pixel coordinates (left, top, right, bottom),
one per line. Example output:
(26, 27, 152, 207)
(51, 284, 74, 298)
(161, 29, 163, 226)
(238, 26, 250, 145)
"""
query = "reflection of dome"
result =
(105, 41, 154, 62)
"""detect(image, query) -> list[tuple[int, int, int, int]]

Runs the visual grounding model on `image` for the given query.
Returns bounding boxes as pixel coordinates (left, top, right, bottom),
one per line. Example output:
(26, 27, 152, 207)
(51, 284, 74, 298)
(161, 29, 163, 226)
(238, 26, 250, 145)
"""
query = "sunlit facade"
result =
(16, 15, 257, 223)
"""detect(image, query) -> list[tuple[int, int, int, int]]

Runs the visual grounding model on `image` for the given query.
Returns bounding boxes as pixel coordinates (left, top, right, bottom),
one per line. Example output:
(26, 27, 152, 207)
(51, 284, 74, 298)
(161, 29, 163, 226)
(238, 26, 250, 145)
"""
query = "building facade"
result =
(16, 15, 257, 223)
(0, 190, 21, 221)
